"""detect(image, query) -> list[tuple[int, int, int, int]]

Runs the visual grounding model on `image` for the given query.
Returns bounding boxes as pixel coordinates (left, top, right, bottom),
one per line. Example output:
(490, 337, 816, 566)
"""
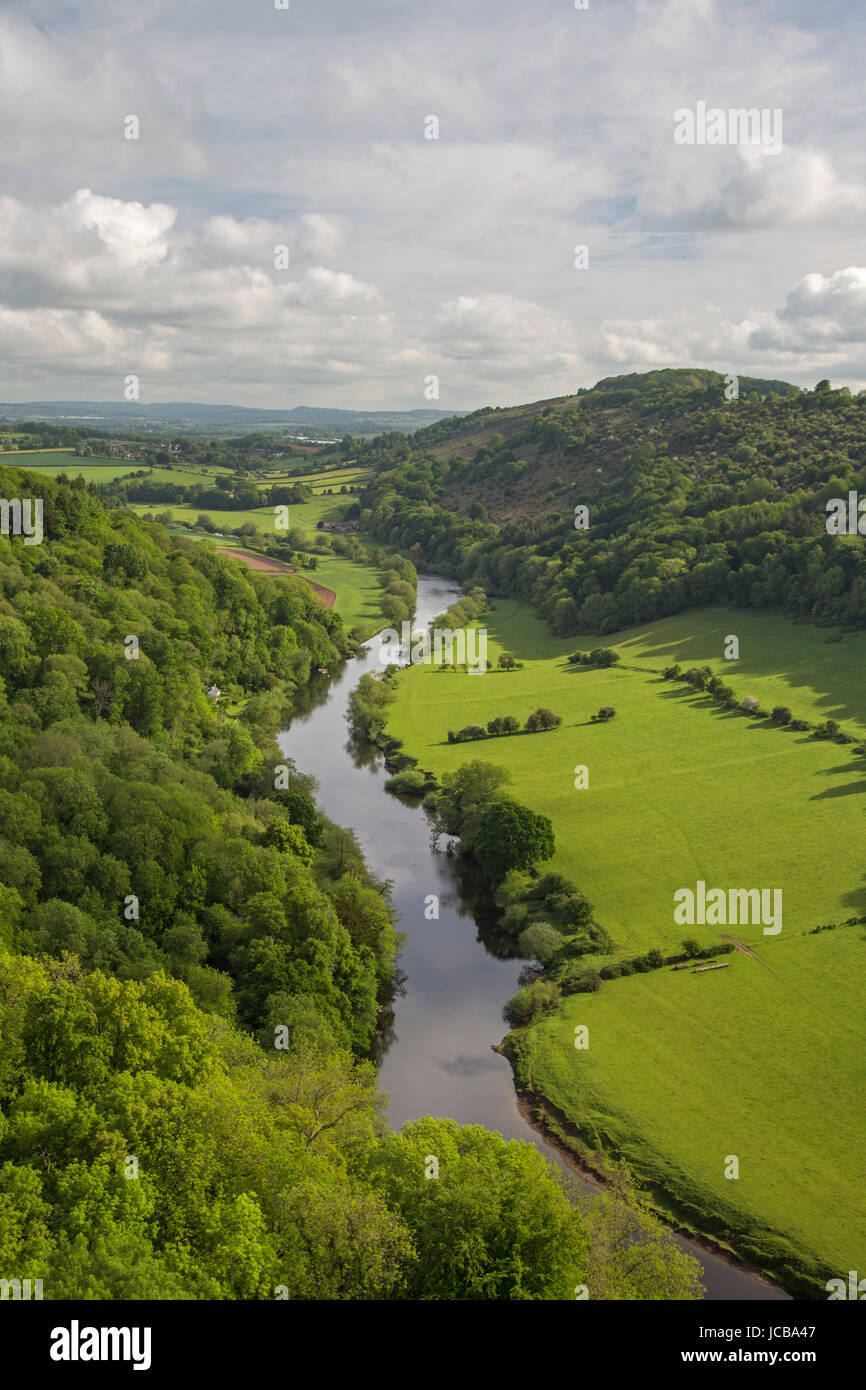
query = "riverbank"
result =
(378, 591, 863, 1298)
(504, 1066, 790, 1299)
(279, 573, 790, 1301)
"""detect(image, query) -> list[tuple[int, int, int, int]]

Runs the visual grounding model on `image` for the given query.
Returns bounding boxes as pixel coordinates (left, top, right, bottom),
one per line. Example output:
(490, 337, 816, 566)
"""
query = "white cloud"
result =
(0, 1, 864, 403)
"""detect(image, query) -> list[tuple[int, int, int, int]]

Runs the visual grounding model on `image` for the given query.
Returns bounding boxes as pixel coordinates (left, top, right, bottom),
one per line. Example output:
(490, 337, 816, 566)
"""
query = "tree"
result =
(518, 921, 563, 967)
(263, 816, 314, 865)
(597, 706, 616, 722)
(525, 707, 562, 732)
(474, 797, 555, 881)
(425, 760, 511, 851)
(364, 1117, 588, 1300)
(577, 1169, 704, 1300)
(503, 978, 561, 1026)
(771, 705, 792, 724)
(455, 724, 486, 742)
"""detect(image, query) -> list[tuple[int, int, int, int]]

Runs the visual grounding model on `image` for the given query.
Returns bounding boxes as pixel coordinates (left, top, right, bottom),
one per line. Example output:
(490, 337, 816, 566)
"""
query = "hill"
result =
(357, 368, 866, 635)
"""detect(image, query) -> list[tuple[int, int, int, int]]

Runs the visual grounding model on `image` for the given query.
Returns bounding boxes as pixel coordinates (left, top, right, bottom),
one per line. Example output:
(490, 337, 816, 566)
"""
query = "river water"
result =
(279, 574, 789, 1302)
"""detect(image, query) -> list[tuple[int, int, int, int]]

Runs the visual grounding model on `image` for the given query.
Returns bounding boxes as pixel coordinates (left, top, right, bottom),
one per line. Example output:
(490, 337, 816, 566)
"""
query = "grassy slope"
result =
(518, 926, 865, 1281)
(300, 553, 385, 638)
(384, 599, 866, 1285)
(387, 601, 866, 948)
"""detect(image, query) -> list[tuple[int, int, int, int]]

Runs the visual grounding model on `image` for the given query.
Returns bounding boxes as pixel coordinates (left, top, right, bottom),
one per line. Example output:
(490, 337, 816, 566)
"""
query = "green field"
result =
(148, 464, 233, 484)
(128, 492, 350, 532)
(516, 926, 865, 1285)
(0, 450, 143, 481)
(300, 553, 386, 639)
(384, 599, 866, 1287)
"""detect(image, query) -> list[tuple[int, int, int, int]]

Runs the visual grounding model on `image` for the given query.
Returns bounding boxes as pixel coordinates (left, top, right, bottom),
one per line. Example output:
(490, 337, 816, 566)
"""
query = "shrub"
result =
(771, 705, 793, 725)
(503, 979, 561, 1027)
(562, 967, 603, 994)
(384, 769, 430, 796)
(597, 706, 616, 722)
(741, 695, 760, 715)
(589, 647, 620, 667)
(518, 921, 564, 967)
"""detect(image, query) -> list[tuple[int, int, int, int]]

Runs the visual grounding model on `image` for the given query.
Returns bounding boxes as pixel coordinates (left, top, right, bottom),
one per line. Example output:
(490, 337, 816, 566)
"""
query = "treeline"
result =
(355, 371, 866, 635)
(448, 707, 562, 742)
(663, 663, 862, 745)
(102, 475, 312, 510)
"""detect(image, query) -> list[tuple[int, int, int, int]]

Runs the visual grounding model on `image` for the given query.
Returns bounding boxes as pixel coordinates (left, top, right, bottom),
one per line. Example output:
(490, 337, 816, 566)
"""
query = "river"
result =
(279, 573, 790, 1302)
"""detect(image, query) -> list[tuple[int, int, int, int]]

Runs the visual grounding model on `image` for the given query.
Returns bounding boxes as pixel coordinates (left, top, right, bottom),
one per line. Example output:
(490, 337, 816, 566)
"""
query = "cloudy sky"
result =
(0, 0, 864, 409)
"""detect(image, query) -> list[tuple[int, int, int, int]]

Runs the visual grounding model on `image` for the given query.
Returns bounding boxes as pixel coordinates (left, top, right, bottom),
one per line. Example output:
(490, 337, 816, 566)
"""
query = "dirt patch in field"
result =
(216, 548, 336, 608)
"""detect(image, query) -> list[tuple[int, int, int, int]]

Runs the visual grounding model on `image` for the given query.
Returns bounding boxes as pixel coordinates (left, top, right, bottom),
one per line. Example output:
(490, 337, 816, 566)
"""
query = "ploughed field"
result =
(384, 599, 866, 1289)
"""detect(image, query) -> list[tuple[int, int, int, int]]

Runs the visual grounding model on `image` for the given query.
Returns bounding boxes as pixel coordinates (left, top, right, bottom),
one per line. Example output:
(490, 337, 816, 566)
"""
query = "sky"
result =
(0, 0, 864, 410)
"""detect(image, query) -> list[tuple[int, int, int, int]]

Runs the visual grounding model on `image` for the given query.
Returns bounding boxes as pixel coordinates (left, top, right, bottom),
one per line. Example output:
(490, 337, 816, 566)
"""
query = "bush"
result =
(561, 967, 603, 995)
(384, 769, 430, 796)
(771, 705, 793, 724)
(503, 979, 561, 1027)
(518, 921, 564, 967)
(597, 706, 616, 722)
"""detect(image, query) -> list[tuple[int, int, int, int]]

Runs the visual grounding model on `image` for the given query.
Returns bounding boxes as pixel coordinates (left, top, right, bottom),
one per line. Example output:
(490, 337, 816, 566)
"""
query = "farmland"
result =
(127, 490, 350, 532)
(0, 448, 144, 481)
(383, 597, 866, 1287)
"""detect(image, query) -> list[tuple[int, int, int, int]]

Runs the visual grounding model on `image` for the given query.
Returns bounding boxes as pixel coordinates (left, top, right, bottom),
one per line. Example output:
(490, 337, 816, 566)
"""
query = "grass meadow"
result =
(2, 450, 144, 481)
(384, 598, 866, 1287)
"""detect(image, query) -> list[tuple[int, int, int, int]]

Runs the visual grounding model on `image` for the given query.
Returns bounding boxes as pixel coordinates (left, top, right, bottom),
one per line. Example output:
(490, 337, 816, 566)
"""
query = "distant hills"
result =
(0, 400, 464, 439)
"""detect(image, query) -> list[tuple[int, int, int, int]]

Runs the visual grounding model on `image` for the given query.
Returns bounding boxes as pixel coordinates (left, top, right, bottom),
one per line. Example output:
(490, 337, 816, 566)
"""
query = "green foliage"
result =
(475, 797, 555, 881)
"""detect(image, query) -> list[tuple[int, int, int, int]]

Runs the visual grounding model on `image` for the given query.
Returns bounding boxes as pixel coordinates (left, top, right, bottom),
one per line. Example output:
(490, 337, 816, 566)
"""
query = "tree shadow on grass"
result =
(810, 759, 866, 800)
